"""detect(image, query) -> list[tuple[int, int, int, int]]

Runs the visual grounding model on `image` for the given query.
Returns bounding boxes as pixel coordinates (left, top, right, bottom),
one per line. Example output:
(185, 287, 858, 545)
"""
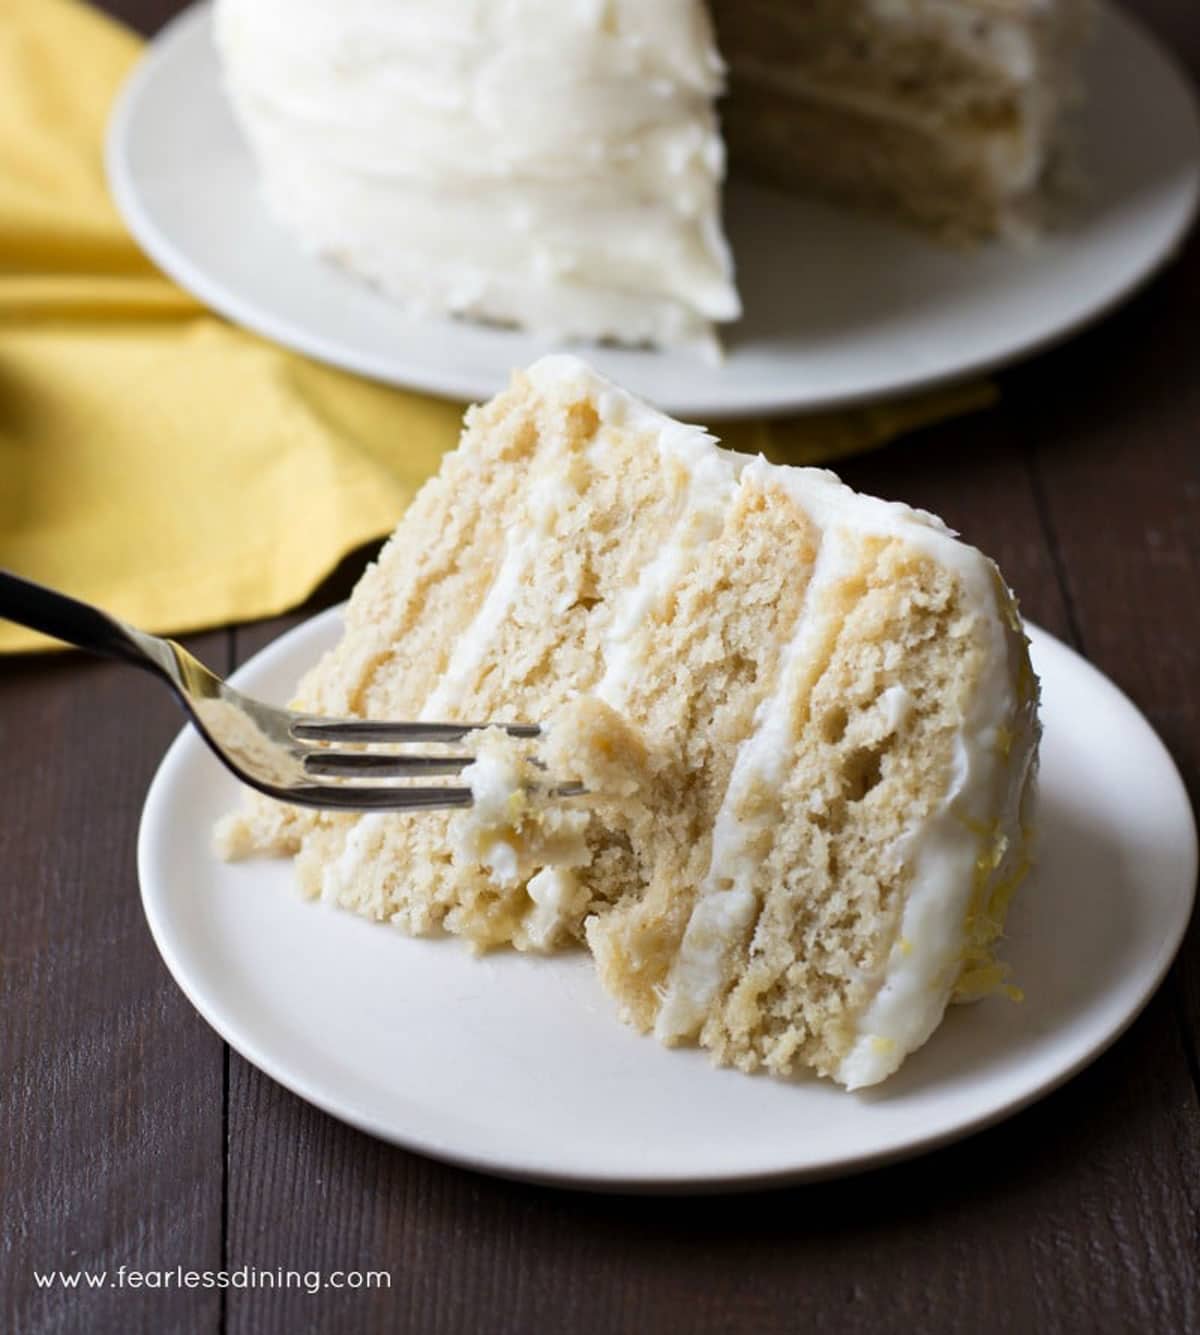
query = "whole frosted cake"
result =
(214, 0, 1092, 353)
(218, 356, 1040, 1089)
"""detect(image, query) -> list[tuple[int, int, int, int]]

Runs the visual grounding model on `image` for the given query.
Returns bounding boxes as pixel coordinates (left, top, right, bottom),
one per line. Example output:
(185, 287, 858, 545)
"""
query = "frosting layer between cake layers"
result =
(214, 0, 740, 355)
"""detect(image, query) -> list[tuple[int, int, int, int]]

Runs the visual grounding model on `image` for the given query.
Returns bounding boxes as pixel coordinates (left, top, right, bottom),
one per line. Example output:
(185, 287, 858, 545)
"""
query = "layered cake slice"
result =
(217, 356, 1039, 1088)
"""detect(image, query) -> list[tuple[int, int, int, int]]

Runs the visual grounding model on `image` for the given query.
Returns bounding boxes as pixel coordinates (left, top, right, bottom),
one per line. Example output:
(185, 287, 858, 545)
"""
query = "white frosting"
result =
(214, 0, 739, 355)
(524, 867, 589, 951)
(877, 684, 915, 736)
(462, 746, 524, 828)
(460, 746, 528, 887)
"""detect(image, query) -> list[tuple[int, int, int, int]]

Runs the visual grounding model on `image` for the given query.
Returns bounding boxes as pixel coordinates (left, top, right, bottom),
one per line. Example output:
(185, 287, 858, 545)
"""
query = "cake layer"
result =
(713, 0, 1092, 235)
(714, 0, 1091, 123)
(218, 356, 1039, 1089)
(214, 0, 740, 354)
(721, 84, 1040, 236)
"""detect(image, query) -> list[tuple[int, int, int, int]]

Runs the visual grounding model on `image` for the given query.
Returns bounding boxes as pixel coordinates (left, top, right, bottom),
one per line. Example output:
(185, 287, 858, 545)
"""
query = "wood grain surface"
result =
(3, 2, 1198, 1332)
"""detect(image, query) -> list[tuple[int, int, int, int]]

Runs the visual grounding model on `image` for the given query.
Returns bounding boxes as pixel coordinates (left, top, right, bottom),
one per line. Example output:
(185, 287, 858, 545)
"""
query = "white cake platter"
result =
(107, 2, 1199, 420)
(139, 609, 1197, 1191)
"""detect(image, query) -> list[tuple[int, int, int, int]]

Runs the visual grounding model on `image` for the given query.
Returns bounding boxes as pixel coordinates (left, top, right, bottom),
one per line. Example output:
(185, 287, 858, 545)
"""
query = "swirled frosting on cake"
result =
(214, 0, 740, 355)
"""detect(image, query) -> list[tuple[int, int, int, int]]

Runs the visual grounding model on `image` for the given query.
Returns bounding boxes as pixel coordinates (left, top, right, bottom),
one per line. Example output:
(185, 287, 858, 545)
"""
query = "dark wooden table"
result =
(4, 2, 1199, 1332)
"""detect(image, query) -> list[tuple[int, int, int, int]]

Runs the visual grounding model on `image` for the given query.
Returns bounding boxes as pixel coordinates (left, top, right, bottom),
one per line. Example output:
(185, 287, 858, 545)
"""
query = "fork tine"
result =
(302, 752, 471, 778)
(290, 718, 541, 744)
(289, 785, 476, 811)
(279, 779, 587, 811)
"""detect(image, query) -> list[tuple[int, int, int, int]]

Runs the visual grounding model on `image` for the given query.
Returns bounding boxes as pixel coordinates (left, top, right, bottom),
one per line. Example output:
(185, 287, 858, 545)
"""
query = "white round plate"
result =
(138, 610, 1197, 1191)
(108, 2, 1199, 420)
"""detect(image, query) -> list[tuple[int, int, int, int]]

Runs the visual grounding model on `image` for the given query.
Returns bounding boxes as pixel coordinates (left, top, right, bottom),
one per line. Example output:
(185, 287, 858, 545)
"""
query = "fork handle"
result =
(0, 570, 154, 668)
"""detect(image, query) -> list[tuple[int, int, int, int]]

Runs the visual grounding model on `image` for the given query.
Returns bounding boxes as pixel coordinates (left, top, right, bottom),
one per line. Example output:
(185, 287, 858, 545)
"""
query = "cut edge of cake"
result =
(713, 0, 1096, 239)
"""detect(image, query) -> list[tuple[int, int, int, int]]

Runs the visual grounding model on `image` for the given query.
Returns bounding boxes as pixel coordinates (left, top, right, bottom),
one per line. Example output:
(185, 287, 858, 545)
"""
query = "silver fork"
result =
(0, 571, 579, 811)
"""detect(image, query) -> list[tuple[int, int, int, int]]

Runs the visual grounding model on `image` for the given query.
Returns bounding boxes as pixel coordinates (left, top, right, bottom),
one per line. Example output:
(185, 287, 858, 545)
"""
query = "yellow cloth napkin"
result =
(0, 0, 995, 655)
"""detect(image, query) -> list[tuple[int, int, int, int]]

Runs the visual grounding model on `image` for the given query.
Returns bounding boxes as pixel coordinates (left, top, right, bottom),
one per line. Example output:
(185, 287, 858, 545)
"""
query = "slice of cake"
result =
(213, 0, 740, 356)
(712, 0, 1093, 237)
(217, 355, 1039, 1089)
